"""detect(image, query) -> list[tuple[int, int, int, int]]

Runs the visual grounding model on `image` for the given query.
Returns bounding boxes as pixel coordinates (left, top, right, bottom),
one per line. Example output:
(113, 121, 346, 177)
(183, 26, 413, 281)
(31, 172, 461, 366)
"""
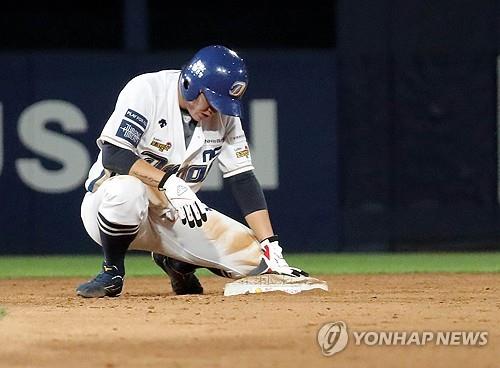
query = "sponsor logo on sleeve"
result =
(235, 145, 250, 159)
(116, 120, 143, 146)
(125, 109, 148, 129)
(150, 138, 172, 152)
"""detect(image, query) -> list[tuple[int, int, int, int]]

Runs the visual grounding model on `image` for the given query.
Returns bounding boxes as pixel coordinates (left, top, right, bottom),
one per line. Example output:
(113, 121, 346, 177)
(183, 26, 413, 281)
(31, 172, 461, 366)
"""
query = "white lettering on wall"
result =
(250, 99, 279, 189)
(203, 99, 279, 190)
(3, 98, 278, 193)
(15, 100, 90, 193)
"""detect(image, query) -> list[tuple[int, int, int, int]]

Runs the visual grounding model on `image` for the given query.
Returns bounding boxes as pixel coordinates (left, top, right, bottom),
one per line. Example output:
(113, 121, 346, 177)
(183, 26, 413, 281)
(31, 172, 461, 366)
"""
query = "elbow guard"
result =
(101, 142, 140, 174)
(225, 170, 267, 217)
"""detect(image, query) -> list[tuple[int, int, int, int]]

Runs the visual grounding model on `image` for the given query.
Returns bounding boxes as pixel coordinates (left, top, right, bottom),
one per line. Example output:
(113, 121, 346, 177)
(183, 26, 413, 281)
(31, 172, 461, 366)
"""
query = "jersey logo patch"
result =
(116, 120, 143, 146)
(158, 119, 167, 128)
(125, 109, 148, 129)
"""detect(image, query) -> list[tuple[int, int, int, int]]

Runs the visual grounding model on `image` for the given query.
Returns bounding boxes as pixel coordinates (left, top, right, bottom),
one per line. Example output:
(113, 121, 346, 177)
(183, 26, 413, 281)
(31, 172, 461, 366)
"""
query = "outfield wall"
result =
(0, 51, 339, 254)
(1, 20, 500, 254)
(337, 0, 500, 251)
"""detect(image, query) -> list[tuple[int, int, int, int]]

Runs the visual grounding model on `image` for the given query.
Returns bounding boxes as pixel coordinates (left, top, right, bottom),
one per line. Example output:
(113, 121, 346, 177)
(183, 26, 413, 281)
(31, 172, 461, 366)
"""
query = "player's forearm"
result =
(128, 159, 165, 187)
(244, 209, 274, 241)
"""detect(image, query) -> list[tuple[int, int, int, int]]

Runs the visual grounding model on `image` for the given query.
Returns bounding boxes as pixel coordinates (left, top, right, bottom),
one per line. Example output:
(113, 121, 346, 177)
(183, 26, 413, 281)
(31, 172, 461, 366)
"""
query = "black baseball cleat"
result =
(152, 253, 203, 295)
(76, 262, 124, 298)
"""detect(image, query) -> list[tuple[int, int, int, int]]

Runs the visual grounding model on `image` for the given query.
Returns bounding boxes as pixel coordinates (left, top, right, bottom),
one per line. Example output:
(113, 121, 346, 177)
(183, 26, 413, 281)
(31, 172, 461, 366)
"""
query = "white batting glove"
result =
(260, 235, 309, 277)
(160, 175, 207, 228)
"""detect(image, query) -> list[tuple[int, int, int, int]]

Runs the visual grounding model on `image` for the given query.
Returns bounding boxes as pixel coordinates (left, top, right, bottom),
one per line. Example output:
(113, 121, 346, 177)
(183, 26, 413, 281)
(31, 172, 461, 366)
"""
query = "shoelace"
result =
(94, 271, 118, 284)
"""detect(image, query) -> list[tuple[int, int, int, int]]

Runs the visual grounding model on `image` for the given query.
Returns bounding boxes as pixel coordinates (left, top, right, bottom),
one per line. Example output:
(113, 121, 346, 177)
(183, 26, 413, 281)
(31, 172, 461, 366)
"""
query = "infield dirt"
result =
(0, 274, 498, 368)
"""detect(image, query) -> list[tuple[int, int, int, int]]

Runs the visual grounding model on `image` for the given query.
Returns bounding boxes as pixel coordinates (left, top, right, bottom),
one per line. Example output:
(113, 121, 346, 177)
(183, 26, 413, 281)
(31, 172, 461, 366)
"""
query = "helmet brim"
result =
(203, 88, 242, 117)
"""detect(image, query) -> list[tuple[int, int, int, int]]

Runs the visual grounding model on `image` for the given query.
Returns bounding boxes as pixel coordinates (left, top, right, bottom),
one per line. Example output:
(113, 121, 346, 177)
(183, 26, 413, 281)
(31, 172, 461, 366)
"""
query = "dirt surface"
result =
(0, 274, 498, 368)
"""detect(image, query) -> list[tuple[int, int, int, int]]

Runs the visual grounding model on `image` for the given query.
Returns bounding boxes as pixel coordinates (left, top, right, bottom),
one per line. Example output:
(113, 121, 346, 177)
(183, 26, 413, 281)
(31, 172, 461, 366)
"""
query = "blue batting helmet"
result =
(180, 45, 248, 117)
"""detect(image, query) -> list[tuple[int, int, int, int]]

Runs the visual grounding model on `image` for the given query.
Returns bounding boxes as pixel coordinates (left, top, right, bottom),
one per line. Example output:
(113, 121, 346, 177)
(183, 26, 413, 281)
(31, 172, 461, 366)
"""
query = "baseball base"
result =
(223, 274, 329, 296)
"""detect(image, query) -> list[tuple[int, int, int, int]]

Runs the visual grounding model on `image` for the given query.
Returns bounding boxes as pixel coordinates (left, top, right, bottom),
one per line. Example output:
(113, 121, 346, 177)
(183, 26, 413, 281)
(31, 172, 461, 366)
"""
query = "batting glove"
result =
(160, 175, 207, 228)
(260, 235, 309, 277)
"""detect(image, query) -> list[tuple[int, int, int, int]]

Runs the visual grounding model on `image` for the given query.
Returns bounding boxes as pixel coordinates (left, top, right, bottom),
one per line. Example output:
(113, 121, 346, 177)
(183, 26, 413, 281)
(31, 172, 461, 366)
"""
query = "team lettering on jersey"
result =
(85, 70, 254, 194)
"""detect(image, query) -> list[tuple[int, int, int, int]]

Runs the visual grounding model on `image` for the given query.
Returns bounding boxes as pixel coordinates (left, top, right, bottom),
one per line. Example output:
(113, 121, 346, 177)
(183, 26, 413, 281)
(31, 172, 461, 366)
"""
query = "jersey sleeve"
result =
(97, 75, 153, 152)
(218, 116, 254, 178)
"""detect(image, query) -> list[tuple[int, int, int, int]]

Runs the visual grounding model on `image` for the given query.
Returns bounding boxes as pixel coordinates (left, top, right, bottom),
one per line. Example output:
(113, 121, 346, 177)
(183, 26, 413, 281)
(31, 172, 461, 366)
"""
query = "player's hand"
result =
(260, 235, 309, 277)
(160, 175, 207, 228)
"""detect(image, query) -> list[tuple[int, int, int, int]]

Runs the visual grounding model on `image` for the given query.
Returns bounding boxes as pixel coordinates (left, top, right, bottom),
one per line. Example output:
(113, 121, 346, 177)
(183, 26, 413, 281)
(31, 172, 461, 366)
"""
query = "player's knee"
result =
(104, 175, 146, 200)
(101, 175, 148, 219)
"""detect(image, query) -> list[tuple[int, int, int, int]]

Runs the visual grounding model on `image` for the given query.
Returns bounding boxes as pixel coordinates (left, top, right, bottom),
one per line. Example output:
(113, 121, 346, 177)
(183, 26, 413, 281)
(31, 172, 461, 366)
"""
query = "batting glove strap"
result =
(260, 236, 289, 269)
(259, 236, 308, 277)
(158, 167, 179, 190)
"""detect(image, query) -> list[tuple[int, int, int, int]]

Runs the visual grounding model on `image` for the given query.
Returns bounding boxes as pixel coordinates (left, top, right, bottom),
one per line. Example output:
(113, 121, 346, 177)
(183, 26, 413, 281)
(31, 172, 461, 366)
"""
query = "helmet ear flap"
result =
(180, 73, 197, 101)
(182, 76, 190, 90)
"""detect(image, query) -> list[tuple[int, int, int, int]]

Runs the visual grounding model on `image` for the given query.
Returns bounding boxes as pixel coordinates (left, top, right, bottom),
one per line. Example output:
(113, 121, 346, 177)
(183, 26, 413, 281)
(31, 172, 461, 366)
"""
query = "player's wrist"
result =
(158, 169, 178, 190)
(261, 235, 279, 243)
(259, 235, 309, 278)
(158, 172, 170, 190)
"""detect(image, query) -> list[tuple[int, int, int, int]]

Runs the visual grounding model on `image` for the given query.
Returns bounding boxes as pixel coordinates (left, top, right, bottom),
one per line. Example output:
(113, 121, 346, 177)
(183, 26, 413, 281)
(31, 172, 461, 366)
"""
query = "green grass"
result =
(0, 252, 499, 279)
(286, 252, 500, 275)
(0, 307, 6, 319)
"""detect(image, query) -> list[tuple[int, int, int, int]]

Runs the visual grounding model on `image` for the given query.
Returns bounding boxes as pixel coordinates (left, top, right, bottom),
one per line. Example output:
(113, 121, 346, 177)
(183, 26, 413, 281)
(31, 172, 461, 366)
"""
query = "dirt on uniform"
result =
(0, 274, 498, 368)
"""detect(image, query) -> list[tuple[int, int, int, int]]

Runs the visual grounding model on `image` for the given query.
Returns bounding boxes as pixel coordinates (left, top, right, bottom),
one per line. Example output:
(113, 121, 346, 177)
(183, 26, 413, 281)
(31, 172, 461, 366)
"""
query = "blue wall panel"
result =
(337, 0, 500, 250)
(0, 51, 339, 254)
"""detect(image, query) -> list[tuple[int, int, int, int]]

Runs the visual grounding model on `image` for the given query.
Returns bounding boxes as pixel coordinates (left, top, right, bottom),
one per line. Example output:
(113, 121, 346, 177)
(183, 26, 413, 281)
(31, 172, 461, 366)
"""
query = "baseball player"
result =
(76, 45, 308, 298)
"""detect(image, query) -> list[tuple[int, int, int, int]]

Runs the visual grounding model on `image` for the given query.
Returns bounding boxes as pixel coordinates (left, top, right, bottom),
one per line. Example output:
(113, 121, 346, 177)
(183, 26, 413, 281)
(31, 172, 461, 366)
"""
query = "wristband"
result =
(158, 167, 179, 190)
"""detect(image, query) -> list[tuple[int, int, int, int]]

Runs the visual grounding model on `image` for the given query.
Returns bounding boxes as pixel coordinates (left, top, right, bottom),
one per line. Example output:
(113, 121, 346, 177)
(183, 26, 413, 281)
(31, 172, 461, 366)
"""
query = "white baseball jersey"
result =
(81, 70, 264, 276)
(85, 70, 254, 196)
